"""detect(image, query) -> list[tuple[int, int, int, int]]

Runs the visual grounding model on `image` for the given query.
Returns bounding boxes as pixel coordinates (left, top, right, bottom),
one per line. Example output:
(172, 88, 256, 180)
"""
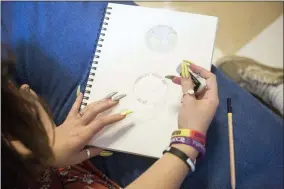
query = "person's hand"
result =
(174, 63, 219, 135)
(50, 93, 126, 168)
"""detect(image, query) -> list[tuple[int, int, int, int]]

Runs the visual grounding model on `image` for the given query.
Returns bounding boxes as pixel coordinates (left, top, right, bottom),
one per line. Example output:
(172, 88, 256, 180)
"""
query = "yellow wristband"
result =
(171, 129, 206, 145)
(172, 129, 191, 137)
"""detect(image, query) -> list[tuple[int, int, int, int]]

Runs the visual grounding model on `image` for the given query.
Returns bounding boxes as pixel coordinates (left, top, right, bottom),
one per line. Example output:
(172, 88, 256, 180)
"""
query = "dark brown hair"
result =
(1, 48, 54, 188)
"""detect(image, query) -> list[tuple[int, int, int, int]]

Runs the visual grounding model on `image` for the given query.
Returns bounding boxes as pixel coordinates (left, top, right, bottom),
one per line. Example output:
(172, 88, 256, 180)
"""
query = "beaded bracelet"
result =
(171, 129, 206, 145)
(170, 136, 206, 159)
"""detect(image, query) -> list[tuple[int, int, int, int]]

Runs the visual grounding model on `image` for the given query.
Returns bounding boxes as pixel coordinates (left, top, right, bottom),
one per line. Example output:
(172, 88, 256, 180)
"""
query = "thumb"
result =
(75, 147, 103, 163)
(67, 91, 83, 119)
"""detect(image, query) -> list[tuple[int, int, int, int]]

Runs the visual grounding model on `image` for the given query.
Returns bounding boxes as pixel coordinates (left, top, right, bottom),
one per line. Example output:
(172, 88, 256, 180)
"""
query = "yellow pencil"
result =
(227, 98, 236, 189)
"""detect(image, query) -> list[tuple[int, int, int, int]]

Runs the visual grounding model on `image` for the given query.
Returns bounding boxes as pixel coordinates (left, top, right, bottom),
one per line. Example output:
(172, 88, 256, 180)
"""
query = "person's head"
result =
(1, 49, 55, 188)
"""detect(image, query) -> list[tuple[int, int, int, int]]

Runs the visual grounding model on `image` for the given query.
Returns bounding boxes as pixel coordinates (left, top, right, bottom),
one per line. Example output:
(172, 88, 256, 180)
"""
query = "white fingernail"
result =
(123, 122, 135, 128)
(112, 94, 127, 101)
(105, 92, 118, 99)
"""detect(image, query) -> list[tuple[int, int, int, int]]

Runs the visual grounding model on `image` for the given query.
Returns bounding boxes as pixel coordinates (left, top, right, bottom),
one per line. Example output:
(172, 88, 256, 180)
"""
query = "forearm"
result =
(125, 144, 198, 189)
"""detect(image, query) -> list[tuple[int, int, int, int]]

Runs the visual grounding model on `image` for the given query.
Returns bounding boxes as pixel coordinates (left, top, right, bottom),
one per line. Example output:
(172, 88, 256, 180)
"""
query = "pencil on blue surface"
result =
(227, 98, 236, 189)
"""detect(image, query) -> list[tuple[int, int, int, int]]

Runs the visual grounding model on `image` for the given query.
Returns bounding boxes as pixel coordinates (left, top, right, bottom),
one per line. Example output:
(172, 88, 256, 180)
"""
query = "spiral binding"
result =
(81, 6, 112, 109)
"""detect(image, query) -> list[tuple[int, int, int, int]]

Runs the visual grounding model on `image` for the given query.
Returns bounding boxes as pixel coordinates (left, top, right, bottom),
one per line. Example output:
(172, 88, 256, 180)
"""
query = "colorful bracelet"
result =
(171, 134, 206, 146)
(172, 129, 206, 140)
(163, 146, 196, 172)
(170, 136, 206, 159)
(171, 129, 206, 145)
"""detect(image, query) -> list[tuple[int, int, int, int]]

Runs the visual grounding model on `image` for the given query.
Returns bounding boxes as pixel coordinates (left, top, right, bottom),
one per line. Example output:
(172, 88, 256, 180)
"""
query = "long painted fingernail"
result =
(76, 85, 81, 97)
(120, 110, 133, 116)
(112, 94, 127, 101)
(123, 122, 135, 128)
(184, 63, 189, 78)
(182, 60, 193, 65)
(100, 150, 113, 157)
(105, 92, 118, 99)
(181, 63, 186, 78)
(165, 75, 176, 80)
(181, 63, 184, 78)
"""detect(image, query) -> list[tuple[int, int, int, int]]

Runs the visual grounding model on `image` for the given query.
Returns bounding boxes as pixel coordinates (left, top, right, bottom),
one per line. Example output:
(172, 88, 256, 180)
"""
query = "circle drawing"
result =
(133, 73, 168, 120)
(145, 25, 178, 53)
(133, 73, 168, 106)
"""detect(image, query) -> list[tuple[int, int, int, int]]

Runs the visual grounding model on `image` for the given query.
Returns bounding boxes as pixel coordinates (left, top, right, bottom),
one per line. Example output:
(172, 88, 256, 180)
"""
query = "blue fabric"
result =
(2, 2, 283, 189)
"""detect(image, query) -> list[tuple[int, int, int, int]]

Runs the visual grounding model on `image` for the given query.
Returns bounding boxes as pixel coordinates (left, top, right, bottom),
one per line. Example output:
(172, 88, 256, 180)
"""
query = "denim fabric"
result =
(2, 2, 283, 189)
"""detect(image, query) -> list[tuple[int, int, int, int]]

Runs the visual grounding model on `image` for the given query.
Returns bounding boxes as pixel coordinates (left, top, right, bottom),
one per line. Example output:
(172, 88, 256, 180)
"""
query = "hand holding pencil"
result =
(166, 61, 219, 135)
(167, 62, 236, 188)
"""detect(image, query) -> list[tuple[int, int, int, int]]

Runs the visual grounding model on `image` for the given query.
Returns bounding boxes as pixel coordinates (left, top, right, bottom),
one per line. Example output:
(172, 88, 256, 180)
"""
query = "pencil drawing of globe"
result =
(146, 25, 178, 53)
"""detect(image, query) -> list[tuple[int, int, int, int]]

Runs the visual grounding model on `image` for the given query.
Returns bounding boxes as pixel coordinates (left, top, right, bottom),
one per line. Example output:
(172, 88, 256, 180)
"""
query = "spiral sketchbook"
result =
(81, 3, 218, 158)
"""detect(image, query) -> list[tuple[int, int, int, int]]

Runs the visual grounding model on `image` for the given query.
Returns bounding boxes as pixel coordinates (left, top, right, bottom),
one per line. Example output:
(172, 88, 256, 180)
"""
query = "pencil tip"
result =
(227, 98, 232, 113)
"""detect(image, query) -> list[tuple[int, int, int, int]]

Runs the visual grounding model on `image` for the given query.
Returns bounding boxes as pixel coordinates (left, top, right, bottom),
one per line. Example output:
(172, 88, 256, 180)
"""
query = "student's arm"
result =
(126, 144, 198, 189)
(127, 63, 219, 189)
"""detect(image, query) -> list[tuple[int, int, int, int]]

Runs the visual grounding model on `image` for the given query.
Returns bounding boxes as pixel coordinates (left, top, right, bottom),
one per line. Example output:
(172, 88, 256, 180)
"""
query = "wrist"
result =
(171, 144, 199, 160)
